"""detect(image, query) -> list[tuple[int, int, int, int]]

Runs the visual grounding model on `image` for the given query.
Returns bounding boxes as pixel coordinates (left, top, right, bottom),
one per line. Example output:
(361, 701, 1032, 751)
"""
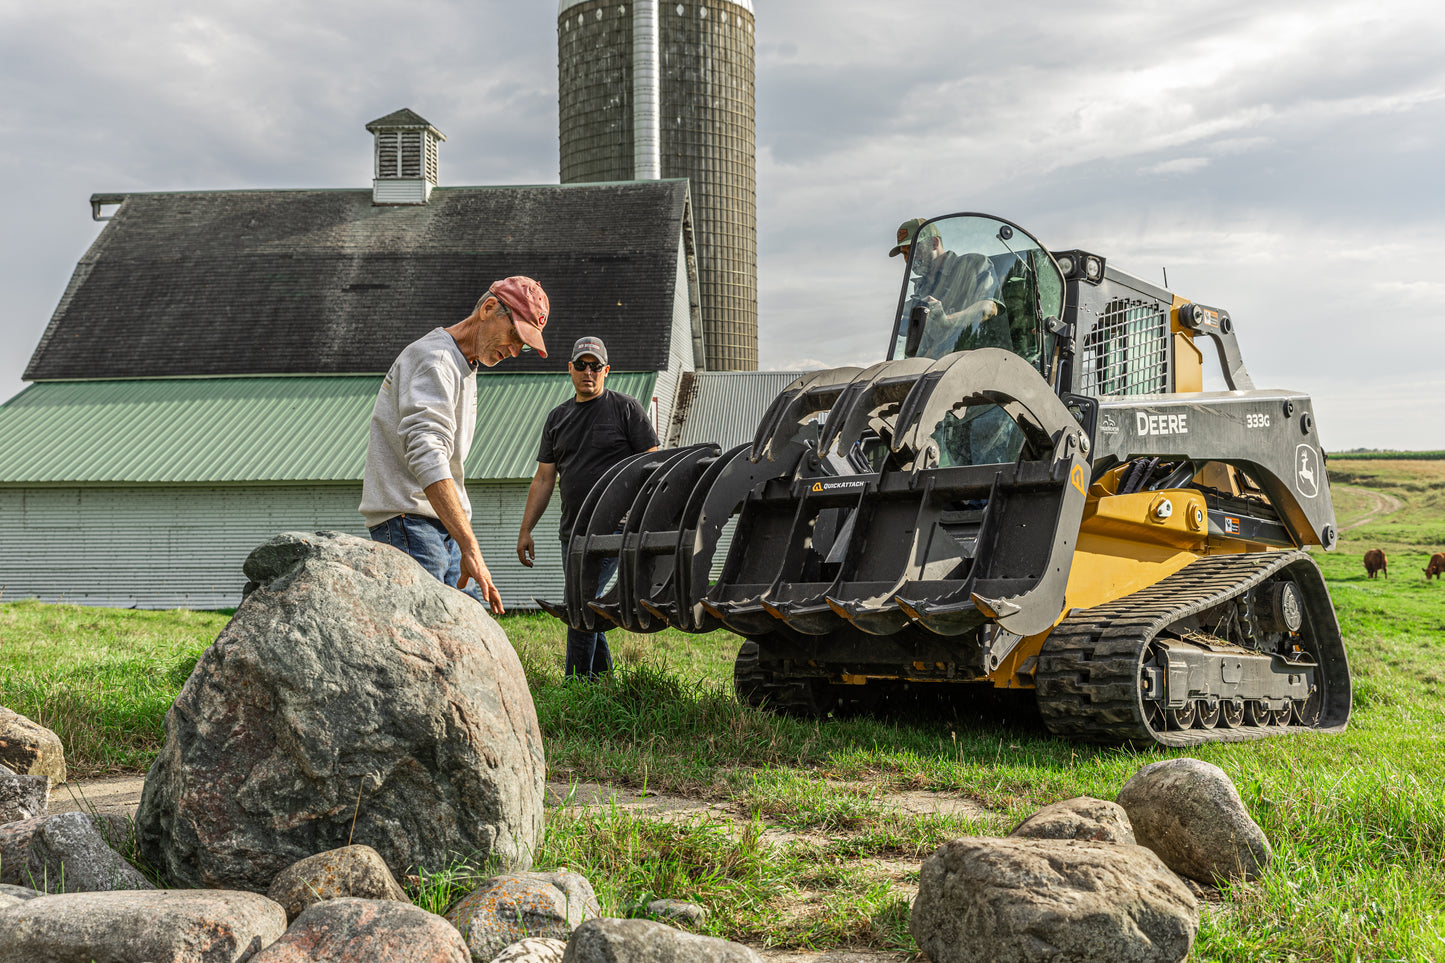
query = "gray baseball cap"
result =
(570, 336, 608, 365)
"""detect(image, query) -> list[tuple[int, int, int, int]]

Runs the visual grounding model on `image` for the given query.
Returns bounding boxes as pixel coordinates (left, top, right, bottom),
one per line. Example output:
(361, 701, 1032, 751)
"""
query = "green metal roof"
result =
(0, 373, 658, 484)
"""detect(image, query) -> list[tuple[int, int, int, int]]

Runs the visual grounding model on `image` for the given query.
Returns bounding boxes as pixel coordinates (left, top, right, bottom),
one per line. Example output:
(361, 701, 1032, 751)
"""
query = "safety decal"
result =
(810, 479, 867, 493)
(1070, 463, 1087, 496)
(1223, 516, 1241, 535)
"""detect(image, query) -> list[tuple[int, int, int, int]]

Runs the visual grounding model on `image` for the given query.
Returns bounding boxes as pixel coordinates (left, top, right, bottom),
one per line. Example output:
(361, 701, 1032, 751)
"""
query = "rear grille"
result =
(1078, 298, 1170, 395)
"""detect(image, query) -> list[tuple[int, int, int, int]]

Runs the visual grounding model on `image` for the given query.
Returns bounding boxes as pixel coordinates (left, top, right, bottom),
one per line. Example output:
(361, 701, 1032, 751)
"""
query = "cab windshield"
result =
(892, 214, 1065, 372)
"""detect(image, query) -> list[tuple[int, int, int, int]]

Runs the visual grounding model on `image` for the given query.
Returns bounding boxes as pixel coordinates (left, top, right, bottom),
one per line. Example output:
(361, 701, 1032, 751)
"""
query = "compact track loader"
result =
(540, 212, 1350, 746)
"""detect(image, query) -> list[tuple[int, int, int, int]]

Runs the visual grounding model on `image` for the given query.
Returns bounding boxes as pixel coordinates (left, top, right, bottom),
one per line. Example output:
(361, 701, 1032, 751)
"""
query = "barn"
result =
(0, 110, 704, 610)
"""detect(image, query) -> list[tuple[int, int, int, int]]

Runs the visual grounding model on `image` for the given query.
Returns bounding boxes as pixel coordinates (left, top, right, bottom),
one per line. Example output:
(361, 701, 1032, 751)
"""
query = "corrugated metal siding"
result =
(0, 373, 658, 484)
(464, 372, 658, 478)
(0, 482, 564, 610)
(674, 370, 802, 448)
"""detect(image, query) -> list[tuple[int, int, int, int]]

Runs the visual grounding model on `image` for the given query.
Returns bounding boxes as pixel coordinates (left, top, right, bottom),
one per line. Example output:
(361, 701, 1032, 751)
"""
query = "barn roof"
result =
(0, 373, 657, 484)
(25, 180, 691, 381)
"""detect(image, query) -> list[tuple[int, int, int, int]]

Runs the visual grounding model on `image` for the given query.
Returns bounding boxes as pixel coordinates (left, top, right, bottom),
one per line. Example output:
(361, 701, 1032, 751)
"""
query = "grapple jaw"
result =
(540, 349, 1093, 644)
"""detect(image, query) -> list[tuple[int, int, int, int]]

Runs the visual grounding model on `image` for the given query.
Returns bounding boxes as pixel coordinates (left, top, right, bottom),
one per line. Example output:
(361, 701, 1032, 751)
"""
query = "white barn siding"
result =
(0, 483, 563, 611)
(650, 234, 698, 432)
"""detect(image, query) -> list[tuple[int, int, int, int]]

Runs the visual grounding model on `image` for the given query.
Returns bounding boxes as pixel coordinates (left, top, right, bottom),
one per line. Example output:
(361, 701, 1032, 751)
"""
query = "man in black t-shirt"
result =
(517, 336, 659, 677)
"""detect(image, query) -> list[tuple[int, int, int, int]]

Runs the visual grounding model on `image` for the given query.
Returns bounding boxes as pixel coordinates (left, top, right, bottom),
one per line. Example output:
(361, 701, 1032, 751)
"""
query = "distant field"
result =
(2, 458, 1443, 959)
(1329, 450, 1445, 460)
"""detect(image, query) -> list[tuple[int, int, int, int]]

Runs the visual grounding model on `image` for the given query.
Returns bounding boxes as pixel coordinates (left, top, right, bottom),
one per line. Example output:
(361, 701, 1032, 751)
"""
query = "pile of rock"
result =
(0, 532, 1280, 963)
(910, 757, 1273, 963)
(0, 533, 754, 961)
(1, 835, 751, 962)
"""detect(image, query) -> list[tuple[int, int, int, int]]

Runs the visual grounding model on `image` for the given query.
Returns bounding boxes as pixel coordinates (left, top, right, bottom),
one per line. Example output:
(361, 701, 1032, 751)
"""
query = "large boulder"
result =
(249, 897, 469, 963)
(136, 531, 546, 892)
(22, 810, 154, 893)
(0, 889, 286, 963)
(1008, 796, 1136, 844)
(1116, 758, 1272, 884)
(266, 844, 410, 922)
(562, 918, 762, 962)
(445, 871, 600, 961)
(909, 836, 1198, 963)
(0, 707, 66, 784)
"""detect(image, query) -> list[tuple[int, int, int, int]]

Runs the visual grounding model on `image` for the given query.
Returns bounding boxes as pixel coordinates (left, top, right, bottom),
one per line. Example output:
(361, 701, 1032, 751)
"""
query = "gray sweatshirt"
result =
(360, 328, 477, 528)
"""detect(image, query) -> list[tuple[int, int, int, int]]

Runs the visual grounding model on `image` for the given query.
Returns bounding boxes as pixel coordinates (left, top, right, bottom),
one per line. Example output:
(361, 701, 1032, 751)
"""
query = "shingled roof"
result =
(25, 180, 692, 380)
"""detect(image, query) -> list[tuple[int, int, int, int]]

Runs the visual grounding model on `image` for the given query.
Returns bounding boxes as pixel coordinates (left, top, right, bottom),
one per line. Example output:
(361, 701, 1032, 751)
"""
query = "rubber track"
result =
(1035, 550, 1347, 747)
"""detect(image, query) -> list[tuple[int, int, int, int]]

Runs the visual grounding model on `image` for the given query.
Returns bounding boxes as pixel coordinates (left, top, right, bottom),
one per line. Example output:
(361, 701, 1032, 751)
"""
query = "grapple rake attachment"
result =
(540, 349, 1093, 643)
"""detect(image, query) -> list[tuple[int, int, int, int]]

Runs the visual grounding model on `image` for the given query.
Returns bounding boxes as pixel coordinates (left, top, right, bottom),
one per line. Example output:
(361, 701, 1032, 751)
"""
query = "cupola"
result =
(365, 108, 445, 205)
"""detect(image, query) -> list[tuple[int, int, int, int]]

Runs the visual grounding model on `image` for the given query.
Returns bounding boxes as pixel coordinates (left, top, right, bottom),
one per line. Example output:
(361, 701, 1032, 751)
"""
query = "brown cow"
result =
(1363, 548, 1387, 579)
(1425, 553, 1445, 581)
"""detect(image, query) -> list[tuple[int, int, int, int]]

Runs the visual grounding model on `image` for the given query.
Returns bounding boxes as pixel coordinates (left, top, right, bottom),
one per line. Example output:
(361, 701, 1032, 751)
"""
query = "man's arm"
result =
(516, 462, 558, 567)
(423, 477, 504, 615)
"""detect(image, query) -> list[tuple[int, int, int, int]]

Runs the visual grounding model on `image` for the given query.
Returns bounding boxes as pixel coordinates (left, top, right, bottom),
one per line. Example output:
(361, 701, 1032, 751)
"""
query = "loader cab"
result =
(890, 213, 1065, 376)
(889, 214, 1067, 468)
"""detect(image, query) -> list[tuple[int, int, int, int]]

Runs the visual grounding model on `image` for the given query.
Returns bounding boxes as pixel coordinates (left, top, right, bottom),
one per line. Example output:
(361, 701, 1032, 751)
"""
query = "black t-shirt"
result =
(538, 389, 659, 538)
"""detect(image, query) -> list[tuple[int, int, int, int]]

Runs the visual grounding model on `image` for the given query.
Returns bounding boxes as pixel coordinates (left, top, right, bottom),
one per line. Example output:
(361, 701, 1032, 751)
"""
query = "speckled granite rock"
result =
(20, 811, 152, 894)
(562, 918, 761, 962)
(249, 897, 468, 962)
(910, 836, 1198, 963)
(0, 889, 286, 963)
(0, 772, 49, 823)
(1009, 796, 1136, 844)
(445, 871, 599, 961)
(137, 531, 546, 892)
(1117, 758, 1272, 884)
(266, 844, 410, 922)
(0, 707, 65, 784)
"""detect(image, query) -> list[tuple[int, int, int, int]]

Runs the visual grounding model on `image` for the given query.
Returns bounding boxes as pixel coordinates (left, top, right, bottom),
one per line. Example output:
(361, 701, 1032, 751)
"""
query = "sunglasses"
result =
(572, 360, 605, 373)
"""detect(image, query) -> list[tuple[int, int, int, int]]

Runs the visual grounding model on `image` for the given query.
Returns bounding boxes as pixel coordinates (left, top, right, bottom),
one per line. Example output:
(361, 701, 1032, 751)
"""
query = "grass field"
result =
(2, 460, 1444, 960)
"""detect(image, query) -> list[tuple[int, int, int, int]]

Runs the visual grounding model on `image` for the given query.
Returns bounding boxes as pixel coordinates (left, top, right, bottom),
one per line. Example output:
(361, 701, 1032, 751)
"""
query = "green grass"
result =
(2, 459, 1444, 959)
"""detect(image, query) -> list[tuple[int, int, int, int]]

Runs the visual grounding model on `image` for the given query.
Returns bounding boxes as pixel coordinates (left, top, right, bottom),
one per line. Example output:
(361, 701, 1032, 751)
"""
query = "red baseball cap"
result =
(489, 276, 550, 357)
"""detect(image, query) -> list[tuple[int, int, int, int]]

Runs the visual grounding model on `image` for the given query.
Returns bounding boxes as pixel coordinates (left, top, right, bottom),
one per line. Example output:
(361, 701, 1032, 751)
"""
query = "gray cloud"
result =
(3, 0, 1442, 450)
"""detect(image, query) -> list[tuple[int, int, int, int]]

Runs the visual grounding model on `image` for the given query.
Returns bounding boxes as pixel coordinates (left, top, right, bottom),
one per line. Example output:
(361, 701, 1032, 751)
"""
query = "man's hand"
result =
(458, 545, 505, 614)
(517, 531, 536, 568)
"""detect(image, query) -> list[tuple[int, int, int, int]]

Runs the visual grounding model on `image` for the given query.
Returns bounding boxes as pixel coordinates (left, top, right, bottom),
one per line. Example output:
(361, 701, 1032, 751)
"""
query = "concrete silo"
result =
(558, 0, 757, 371)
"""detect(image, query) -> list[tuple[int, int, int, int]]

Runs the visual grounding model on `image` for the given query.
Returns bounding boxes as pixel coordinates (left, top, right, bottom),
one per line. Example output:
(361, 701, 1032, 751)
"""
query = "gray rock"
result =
(446, 870, 600, 960)
(0, 882, 45, 900)
(2, 813, 133, 885)
(0, 888, 287, 963)
(0, 772, 49, 822)
(491, 937, 567, 962)
(0, 706, 66, 784)
(23, 810, 154, 893)
(137, 531, 546, 892)
(0, 761, 15, 775)
(250, 897, 469, 962)
(562, 918, 762, 962)
(0, 892, 21, 910)
(645, 898, 708, 925)
(1117, 758, 1272, 884)
(266, 844, 410, 922)
(1008, 795, 1136, 844)
(909, 836, 1198, 963)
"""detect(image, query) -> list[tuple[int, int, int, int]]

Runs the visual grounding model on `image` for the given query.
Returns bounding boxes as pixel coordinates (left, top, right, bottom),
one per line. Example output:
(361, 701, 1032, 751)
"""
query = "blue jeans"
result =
(563, 539, 617, 678)
(369, 515, 482, 603)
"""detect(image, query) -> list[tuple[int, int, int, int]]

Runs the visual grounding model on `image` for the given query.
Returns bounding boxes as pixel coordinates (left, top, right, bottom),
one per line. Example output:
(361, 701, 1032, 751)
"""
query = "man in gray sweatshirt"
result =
(360, 276, 550, 614)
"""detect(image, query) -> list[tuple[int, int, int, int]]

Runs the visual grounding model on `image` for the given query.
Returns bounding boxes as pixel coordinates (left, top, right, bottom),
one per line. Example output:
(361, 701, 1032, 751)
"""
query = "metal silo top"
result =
(558, 0, 753, 12)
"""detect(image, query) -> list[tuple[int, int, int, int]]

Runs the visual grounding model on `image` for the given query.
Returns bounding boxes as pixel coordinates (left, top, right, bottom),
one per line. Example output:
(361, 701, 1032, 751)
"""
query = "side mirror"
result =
(905, 303, 928, 356)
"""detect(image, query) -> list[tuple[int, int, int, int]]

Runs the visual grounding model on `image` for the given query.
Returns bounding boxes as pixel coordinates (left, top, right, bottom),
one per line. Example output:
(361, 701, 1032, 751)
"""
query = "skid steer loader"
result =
(539, 212, 1350, 746)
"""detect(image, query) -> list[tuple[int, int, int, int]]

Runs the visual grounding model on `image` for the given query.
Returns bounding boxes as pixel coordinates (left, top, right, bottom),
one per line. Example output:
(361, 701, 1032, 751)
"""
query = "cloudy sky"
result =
(2, 0, 1442, 450)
